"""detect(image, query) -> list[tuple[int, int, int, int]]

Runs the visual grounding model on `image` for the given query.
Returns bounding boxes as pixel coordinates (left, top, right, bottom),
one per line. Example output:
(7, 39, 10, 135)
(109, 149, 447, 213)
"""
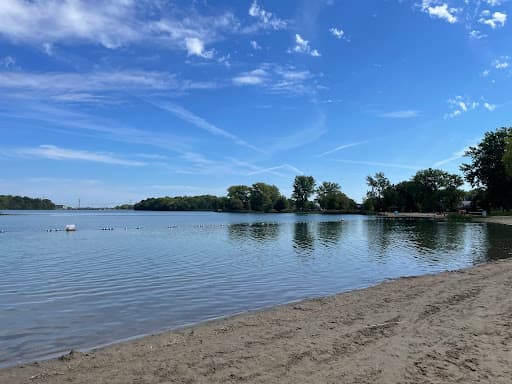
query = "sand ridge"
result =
(1, 259, 512, 383)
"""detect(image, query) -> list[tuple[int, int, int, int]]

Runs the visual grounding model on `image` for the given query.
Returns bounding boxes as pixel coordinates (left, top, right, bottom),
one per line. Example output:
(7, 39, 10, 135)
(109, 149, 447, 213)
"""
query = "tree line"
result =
(134, 178, 357, 212)
(2, 127, 509, 213)
(363, 127, 512, 213)
(0, 195, 56, 210)
(135, 127, 511, 214)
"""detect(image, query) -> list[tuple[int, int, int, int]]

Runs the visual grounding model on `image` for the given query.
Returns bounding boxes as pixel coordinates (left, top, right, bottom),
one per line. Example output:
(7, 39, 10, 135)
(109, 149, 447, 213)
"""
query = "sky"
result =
(0, 0, 511, 207)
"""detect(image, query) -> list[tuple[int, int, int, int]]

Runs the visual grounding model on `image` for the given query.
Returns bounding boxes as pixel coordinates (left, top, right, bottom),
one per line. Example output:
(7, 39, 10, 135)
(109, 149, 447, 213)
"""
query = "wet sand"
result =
(2, 260, 512, 383)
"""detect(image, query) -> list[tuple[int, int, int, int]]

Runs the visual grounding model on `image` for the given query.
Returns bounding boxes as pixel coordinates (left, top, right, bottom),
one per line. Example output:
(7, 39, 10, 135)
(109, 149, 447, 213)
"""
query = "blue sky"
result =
(0, 0, 511, 206)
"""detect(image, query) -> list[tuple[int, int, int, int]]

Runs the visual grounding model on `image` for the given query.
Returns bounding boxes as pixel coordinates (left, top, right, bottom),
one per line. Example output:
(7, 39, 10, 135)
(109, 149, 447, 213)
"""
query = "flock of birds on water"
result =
(0, 221, 313, 234)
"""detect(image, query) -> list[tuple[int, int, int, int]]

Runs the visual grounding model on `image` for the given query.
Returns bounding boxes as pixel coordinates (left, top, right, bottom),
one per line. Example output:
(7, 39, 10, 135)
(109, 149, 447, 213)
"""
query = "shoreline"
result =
(2, 259, 512, 383)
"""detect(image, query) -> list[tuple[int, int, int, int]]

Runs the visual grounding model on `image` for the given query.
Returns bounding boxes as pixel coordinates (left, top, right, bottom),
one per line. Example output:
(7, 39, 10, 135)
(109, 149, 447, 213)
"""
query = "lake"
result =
(1, 211, 511, 367)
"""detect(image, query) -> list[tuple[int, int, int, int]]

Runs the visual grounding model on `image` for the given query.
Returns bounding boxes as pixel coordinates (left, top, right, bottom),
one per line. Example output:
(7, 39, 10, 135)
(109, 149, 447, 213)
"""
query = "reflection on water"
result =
(293, 222, 315, 257)
(317, 221, 343, 246)
(228, 222, 280, 242)
(0, 211, 512, 368)
(484, 223, 512, 261)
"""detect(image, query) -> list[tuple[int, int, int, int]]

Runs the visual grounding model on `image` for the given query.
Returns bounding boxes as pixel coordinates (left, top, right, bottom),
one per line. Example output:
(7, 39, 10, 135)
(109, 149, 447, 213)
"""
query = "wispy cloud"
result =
(247, 0, 287, 31)
(246, 164, 303, 176)
(335, 159, 422, 170)
(0, 70, 177, 93)
(233, 68, 269, 85)
(433, 147, 468, 167)
(379, 110, 420, 119)
(143, 100, 262, 152)
(289, 34, 321, 57)
(269, 111, 327, 152)
(0, 1, 241, 59)
(2, 145, 146, 166)
(232, 63, 319, 95)
(318, 141, 368, 157)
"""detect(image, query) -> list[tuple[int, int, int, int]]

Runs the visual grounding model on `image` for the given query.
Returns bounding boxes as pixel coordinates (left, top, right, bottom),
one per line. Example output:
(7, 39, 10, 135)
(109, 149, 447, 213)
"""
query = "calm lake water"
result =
(1, 211, 512, 367)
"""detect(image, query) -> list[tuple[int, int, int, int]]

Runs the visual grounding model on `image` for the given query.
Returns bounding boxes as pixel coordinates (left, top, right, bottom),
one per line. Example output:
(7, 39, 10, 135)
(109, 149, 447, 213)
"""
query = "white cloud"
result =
(0, 70, 177, 94)
(231, 64, 317, 95)
(482, 69, 491, 77)
(4, 145, 146, 166)
(469, 30, 487, 39)
(290, 34, 321, 57)
(483, 102, 496, 111)
(379, 110, 420, 119)
(445, 95, 496, 118)
(232, 69, 268, 85)
(0, 1, 239, 59)
(479, 10, 507, 28)
(0, 56, 15, 69)
(329, 27, 345, 39)
(493, 58, 509, 69)
(421, 2, 459, 24)
(184, 37, 214, 58)
(318, 141, 368, 157)
(248, 0, 287, 30)
(446, 95, 478, 118)
(250, 40, 261, 50)
(0, 0, 139, 48)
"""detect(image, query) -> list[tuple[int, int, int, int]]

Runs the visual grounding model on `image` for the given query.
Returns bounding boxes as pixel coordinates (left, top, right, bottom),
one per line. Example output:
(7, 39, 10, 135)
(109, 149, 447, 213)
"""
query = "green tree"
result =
(227, 185, 252, 210)
(412, 168, 463, 212)
(504, 133, 512, 177)
(365, 172, 391, 211)
(316, 181, 355, 211)
(461, 127, 512, 210)
(292, 175, 316, 211)
(249, 183, 281, 212)
(273, 195, 289, 212)
(0, 195, 56, 210)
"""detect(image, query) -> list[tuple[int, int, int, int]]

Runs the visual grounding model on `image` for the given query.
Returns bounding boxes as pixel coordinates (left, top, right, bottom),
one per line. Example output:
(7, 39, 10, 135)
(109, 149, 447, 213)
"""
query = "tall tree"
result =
(250, 182, 280, 212)
(292, 175, 316, 211)
(412, 168, 463, 212)
(461, 127, 512, 210)
(227, 185, 252, 210)
(316, 181, 355, 211)
(316, 182, 341, 210)
(365, 172, 391, 211)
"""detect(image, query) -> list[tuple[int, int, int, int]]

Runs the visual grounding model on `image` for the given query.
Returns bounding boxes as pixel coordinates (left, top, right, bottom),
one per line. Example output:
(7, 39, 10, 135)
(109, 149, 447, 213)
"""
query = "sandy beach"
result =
(1, 258, 512, 384)
(476, 216, 512, 226)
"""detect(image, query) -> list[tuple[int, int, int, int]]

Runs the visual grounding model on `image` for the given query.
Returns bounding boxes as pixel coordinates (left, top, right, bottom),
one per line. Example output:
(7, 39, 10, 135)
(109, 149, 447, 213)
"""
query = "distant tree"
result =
(273, 195, 289, 212)
(250, 182, 280, 212)
(227, 198, 244, 211)
(316, 181, 356, 211)
(0, 195, 56, 210)
(292, 175, 316, 211)
(227, 185, 252, 210)
(133, 195, 227, 211)
(461, 127, 512, 210)
(412, 168, 463, 212)
(365, 172, 391, 211)
(316, 182, 341, 210)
